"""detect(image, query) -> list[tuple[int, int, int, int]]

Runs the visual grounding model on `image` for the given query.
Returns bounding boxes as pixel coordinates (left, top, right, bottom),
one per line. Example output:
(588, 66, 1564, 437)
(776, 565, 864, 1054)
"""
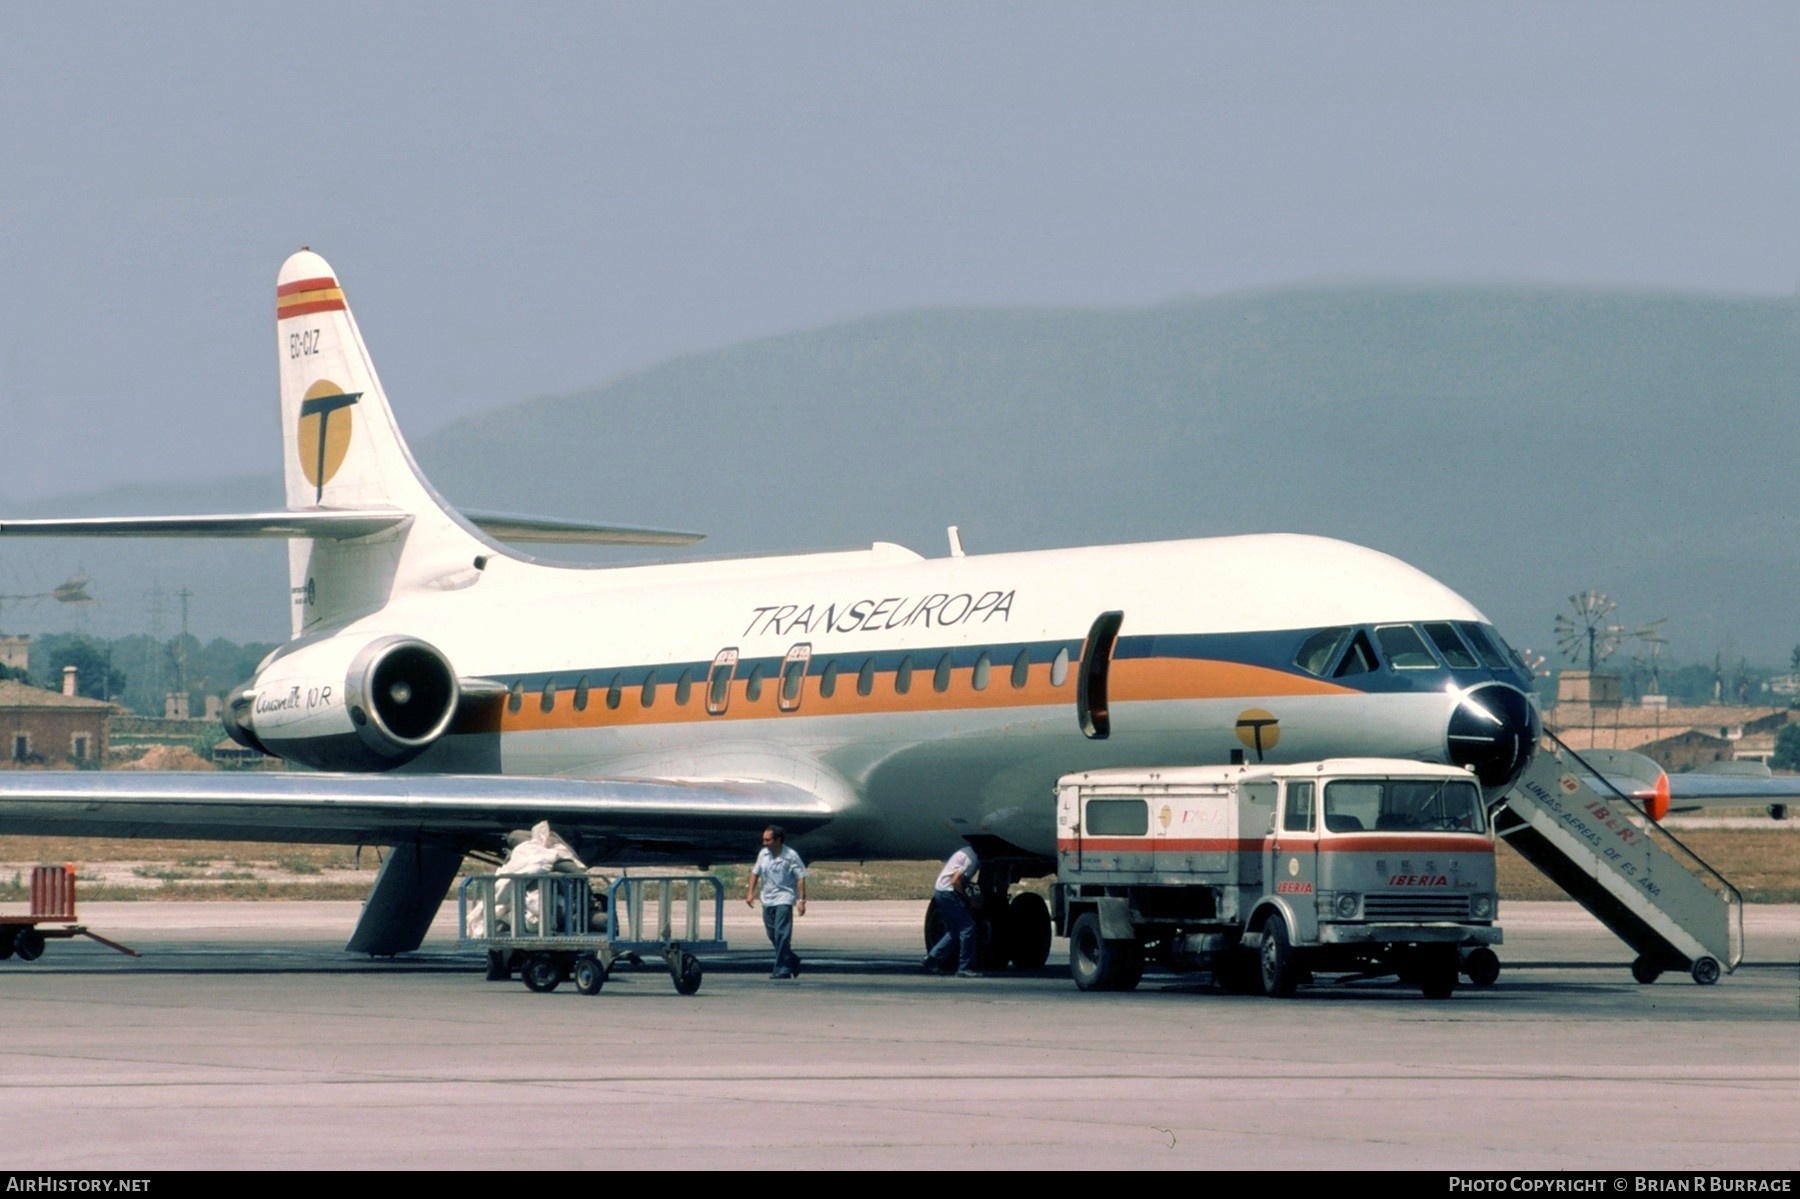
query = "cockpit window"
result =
(1294, 628, 1349, 677)
(1332, 630, 1379, 678)
(1422, 622, 1480, 670)
(1375, 624, 1437, 669)
(1456, 622, 1512, 671)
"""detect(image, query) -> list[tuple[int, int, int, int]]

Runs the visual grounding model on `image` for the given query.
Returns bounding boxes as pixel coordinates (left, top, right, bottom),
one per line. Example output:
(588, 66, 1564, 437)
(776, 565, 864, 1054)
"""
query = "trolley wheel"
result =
(521, 952, 563, 993)
(574, 953, 606, 996)
(672, 951, 702, 995)
(1462, 947, 1500, 988)
(484, 951, 511, 981)
(1690, 956, 1721, 986)
(1631, 955, 1663, 985)
(13, 927, 45, 963)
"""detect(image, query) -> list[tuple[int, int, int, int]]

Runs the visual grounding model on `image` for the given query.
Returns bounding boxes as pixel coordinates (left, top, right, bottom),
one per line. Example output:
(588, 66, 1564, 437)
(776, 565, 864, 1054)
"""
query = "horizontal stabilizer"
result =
(0, 509, 702, 546)
(0, 510, 410, 540)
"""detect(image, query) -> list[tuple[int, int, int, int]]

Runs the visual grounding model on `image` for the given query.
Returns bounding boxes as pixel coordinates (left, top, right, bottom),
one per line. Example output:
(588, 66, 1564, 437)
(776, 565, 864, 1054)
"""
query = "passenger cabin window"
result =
(606, 673, 623, 710)
(933, 653, 952, 693)
(1010, 649, 1030, 689)
(640, 670, 658, 708)
(574, 675, 590, 711)
(675, 669, 693, 706)
(1051, 647, 1070, 687)
(1283, 781, 1315, 832)
(540, 679, 557, 713)
(1422, 622, 1479, 670)
(971, 652, 990, 691)
(1084, 797, 1149, 837)
(857, 658, 875, 697)
(894, 656, 913, 695)
(744, 663, 766, 703)
(508, 682, 524, 713)
(1375, 624, 1437, 669)
(819, 659, 839, 699)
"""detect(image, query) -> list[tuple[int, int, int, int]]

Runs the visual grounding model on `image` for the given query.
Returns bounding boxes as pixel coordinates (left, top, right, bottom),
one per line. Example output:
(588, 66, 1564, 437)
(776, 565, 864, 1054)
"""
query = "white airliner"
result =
(0, 249, 1550, 957)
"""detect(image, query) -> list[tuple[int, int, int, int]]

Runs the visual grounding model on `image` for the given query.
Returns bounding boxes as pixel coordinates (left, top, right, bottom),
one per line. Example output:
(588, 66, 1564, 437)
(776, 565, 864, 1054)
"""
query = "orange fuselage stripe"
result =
(492, 655, 1355, 734)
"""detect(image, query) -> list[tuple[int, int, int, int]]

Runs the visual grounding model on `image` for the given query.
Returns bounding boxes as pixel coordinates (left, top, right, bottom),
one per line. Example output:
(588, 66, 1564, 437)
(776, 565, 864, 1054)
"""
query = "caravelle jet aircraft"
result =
(0, 250, 1552, 960)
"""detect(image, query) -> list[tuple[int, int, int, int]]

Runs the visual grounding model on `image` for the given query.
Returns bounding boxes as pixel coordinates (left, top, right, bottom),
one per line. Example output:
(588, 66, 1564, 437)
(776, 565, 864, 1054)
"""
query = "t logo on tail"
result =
(297, 380, 360, 502)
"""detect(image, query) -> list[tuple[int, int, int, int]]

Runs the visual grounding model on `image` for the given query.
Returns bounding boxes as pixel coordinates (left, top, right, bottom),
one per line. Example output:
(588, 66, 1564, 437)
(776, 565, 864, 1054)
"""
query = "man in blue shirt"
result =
(746, 824, 808, 980)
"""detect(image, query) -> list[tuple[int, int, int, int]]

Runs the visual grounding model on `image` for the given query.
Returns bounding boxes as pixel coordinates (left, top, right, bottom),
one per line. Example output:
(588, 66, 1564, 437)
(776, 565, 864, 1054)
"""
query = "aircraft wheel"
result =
(922, 898, 944, 952)
(13, 928, 45, 963)
(672, 952, 702, 995)
(574, 954, 606, 996)
(1630, 955, 1663, 985)
(1006, 892, 1053, 971)
(1463, 947, 1500, 987)
(1257, 914, 1298, 998)
(521, 952, 563, 993)
(1690, 956, 1721, 986)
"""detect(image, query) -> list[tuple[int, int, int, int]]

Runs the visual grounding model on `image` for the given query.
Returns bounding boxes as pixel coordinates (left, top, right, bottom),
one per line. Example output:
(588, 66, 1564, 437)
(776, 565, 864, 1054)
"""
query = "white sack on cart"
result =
(475, 821, 588, 936)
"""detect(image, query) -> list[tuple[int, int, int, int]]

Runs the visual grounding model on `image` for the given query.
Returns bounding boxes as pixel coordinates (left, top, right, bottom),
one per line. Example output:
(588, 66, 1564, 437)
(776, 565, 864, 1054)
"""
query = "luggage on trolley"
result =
(1, 864, 139, 963)
(458, 872, 726, 996)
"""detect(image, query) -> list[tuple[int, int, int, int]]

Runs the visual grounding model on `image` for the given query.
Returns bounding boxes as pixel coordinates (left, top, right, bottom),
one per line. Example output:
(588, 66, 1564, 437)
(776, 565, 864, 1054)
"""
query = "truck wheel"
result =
(13, 927, 45, 964)
(0, 929, 15, 961)
(1069, 912, 1126, 992)
(1006, 893, 1053, 971)
(1630, 955, 1663, 985)
(484, 951, 511, 981)
(1257, 915, 1297, 998)
(522, 952, 563, 993)
(1690, 956, 1721, 986)
(1116, 942, 1144, 992)
(574, 954, 606, 995)
(1462, 947, 1500, 987)
(1420, 948, 1459, 999)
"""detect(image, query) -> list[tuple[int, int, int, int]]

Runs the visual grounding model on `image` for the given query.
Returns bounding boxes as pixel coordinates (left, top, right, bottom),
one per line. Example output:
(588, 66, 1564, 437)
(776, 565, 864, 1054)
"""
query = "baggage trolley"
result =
(458, 872, 726, 996)
(1, 864, 139, 962)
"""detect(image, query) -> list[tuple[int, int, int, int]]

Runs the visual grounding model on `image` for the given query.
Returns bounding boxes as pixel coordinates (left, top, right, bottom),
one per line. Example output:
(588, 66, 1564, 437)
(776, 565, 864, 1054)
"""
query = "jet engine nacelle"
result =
(232, 634, 459, 771)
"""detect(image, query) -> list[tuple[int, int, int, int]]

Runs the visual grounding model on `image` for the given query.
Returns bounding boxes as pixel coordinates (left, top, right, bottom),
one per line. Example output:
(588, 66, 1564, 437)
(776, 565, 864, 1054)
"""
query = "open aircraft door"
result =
(1078, 611, 1124, 739)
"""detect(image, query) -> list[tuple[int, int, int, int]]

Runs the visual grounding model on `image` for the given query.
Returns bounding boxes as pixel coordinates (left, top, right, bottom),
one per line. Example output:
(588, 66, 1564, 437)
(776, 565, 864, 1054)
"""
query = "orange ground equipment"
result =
(0, 864, 138, 962)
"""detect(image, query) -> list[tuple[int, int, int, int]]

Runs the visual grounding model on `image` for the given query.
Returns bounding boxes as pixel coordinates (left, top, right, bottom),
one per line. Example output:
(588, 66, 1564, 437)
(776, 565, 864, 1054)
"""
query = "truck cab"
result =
(1054, 759, 1501, 998)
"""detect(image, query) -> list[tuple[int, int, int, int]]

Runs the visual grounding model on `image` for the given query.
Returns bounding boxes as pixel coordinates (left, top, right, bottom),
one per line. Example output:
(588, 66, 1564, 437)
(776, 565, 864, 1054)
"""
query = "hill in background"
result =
(5, 284, 1795, 664)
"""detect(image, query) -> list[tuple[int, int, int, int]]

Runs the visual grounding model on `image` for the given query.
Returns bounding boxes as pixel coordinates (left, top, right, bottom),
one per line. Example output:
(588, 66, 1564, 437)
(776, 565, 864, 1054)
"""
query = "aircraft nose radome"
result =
(1446, 684, 1539, 791)
(279, 249, 336, 286)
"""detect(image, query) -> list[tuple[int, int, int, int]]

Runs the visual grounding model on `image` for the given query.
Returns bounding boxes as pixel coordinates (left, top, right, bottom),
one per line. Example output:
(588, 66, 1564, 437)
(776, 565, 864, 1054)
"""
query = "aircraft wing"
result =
(0, 509, 702, 547)
(1578, 749, 1800, 817)
(0, 771, 838, 853)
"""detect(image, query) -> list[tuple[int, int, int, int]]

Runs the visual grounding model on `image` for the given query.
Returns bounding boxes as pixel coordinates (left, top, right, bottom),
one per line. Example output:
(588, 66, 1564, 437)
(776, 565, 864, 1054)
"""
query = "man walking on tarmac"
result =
(923, 842, 982, 978)
(746, 825, 807, 980)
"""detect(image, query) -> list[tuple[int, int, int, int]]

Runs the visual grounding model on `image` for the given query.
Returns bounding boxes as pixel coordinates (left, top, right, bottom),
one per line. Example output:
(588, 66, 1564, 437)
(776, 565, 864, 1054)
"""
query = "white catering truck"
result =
(1053, 759, 1502, 998)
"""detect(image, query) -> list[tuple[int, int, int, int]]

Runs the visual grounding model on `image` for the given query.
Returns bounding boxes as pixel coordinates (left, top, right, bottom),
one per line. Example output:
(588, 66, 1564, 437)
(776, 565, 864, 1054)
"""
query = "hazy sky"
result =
(3, 6, 1797, 512)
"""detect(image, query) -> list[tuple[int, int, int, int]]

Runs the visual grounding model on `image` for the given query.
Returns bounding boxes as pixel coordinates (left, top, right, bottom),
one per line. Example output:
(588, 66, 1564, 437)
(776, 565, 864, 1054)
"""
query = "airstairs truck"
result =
(1053, 759, 1501, 998)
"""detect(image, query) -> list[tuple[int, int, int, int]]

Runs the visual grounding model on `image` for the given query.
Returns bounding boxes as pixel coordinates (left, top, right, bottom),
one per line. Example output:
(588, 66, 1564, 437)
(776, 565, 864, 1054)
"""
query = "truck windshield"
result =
(1322, 778, 1486, 834)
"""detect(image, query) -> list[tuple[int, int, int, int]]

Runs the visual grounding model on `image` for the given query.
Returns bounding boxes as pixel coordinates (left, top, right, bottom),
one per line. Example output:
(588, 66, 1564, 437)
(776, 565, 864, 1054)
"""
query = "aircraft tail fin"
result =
(276, 250, 492, 635)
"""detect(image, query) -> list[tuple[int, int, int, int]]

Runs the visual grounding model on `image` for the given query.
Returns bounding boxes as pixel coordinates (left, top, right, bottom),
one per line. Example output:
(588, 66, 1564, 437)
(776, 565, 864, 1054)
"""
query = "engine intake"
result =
(234, 634, 460, 771)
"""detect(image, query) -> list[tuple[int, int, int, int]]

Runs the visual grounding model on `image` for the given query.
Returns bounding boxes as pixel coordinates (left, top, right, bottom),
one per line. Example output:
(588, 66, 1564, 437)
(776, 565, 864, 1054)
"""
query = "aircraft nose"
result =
(1446, 684, 1539, 790)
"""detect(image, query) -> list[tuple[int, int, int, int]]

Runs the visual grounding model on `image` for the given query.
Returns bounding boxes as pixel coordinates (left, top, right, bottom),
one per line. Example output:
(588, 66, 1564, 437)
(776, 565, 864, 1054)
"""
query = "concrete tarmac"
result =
(0, 900, 1795, 1172)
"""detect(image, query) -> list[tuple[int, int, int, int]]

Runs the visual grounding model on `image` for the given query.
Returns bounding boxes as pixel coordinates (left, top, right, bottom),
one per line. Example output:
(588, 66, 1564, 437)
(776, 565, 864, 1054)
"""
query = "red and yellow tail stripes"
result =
(277, 275, 346, 320)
